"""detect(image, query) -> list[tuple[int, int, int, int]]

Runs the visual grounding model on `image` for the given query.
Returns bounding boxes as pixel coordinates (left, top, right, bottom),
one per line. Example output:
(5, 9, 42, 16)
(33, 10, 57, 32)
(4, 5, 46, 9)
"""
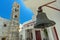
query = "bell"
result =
(34, 7, 56, 28)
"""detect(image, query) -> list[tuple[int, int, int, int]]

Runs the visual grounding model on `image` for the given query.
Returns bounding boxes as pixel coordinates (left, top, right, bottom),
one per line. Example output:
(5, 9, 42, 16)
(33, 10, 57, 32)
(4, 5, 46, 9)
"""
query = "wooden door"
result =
(35, 30, 42, 40)
(2, 38, 6, 40)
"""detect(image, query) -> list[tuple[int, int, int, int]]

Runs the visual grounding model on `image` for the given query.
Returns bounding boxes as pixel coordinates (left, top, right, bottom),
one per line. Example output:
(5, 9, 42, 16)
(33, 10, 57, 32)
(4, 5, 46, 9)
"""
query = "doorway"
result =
(35, 30, 42, 40)
(1, 37, 6, 40)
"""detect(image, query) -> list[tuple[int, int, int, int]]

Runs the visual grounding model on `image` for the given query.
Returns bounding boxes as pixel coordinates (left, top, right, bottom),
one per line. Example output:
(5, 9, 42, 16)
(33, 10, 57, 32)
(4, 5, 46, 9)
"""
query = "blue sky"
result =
(0, 0, 34, 24)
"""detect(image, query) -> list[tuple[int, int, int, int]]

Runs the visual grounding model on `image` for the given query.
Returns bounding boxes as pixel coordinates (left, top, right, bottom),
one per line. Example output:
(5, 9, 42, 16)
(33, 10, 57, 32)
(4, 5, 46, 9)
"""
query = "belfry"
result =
(9, 1, 20, 40)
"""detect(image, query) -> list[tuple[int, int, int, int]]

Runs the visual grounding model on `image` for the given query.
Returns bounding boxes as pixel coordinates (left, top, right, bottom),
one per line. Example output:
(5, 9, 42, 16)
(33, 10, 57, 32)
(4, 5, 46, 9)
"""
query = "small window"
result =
(15, 15, 18, 18)
(4, 24, 7, 27)
(15, 8, 18, 12)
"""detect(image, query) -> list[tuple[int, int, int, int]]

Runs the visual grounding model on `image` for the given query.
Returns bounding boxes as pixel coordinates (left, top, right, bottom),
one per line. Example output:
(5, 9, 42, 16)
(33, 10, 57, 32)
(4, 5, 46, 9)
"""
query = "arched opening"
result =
(1, 37, 6, 40)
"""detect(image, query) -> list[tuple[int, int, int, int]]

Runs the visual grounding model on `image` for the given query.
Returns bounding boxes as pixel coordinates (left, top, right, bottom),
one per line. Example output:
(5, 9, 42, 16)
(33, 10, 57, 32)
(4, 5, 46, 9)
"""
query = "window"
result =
(4, 24, 7, 27)
(15, 8, 18, 12)
(15, 15, 18, 18)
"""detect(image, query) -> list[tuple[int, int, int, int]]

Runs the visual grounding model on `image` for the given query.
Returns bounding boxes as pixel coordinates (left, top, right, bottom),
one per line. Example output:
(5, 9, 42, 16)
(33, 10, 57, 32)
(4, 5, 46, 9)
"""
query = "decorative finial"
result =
(38, 6, 43, 12)
(13, 0, 19, 8)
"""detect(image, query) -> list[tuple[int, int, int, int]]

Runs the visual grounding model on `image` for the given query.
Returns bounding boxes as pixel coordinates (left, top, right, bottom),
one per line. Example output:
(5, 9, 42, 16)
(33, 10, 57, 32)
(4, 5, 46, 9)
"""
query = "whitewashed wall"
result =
(0, 17, 10, 40)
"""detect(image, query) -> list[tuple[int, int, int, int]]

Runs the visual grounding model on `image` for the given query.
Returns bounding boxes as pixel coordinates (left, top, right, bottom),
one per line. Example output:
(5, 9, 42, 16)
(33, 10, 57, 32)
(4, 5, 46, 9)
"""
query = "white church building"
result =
(0, 17, 10, 40)
(0, 1, 20, 40)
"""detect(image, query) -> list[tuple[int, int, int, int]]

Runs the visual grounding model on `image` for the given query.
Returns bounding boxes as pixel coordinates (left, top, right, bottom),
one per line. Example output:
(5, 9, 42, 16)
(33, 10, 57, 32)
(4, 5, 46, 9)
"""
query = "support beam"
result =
(45, 5, 60, 11)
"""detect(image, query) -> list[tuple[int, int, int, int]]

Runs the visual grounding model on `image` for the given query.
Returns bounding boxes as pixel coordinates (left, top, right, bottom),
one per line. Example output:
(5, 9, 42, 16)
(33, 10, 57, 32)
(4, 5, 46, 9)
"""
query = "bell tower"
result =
(11, 1, 19, 27)
(9, 1, 20, 40)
